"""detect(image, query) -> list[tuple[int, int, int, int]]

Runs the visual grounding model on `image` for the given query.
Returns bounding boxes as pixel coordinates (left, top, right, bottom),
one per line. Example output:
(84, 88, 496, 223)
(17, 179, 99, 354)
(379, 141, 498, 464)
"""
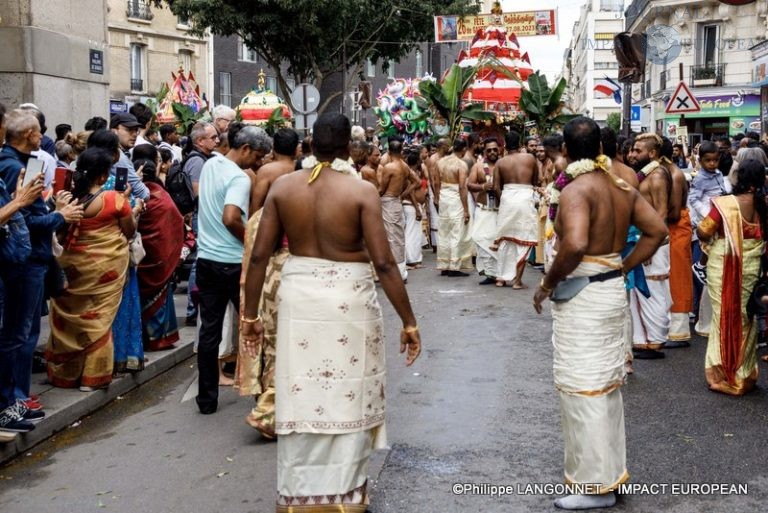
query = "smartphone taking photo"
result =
(22, 157, 45, 187)
(115, 167, 128, 192)
(53, 167, 73, 195)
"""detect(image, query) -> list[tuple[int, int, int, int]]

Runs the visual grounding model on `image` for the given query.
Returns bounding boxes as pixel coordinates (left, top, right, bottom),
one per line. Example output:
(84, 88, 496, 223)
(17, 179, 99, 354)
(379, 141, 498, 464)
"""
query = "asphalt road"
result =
(1, 253, 767, 513)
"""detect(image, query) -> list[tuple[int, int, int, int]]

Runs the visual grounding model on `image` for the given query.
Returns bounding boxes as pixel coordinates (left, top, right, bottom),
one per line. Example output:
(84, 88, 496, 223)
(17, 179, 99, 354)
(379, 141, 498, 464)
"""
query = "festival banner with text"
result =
(434, 10, 557, 43)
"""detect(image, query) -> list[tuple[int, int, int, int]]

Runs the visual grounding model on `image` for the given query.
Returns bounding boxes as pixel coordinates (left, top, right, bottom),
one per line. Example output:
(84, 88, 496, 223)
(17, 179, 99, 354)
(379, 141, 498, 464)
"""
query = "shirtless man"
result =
(468, 138, 501, 284)
(600, 127, 639, 189)
(627, 133, 673, 359)
(360, 143, 381, 189)
(350, 139, 370, 181)
(241, 112, 420, 512)
(379, 137, 413, 281)
(660, 137, 693, 348)
(492, 131, 539, 288)
(435, 140, 473, 276)
(403, 151, 427, 268)
(252, 128, 299, 211)
(533, 117, 666, 511)
(426, 138, 451, 249)
(542, 133, 567, 182)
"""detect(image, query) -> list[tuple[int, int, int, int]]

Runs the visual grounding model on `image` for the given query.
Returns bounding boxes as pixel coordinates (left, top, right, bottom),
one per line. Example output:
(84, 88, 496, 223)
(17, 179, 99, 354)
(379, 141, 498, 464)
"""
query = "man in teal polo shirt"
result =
(195, 123, 272, 414)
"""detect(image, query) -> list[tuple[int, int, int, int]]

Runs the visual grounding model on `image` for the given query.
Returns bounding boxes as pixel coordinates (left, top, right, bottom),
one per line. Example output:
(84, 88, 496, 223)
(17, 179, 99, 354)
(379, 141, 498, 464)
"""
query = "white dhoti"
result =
(437, 184, 474, 271)
(381, 195, 407, 280)
(275, 256, 387, 511)
(403, 201, 423, 265)
(428, 182, 439, 247)
(495, 184, 538, 282)
(551, 254, 629, 492)
(471, 205, 498, 278)
(629, 243, 672, 349)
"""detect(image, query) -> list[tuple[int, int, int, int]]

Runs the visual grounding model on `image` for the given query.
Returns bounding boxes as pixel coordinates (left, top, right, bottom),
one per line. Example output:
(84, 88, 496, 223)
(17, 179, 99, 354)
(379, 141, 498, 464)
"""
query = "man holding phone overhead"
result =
(0, 109, 83, 433)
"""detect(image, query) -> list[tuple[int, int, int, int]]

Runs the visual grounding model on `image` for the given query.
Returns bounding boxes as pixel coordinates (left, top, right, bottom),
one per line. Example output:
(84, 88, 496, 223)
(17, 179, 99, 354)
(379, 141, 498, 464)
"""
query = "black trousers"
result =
(195, 258, 241, 414)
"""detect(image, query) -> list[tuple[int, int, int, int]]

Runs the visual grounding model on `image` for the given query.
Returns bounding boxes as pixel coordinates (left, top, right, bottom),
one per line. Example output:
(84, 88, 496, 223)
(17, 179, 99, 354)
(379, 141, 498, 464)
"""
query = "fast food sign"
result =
(434, 10, 557, 42)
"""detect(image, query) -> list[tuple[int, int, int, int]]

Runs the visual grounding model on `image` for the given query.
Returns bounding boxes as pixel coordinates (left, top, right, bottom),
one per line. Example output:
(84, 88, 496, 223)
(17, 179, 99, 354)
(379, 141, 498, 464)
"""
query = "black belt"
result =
(588, 269, 623, 283)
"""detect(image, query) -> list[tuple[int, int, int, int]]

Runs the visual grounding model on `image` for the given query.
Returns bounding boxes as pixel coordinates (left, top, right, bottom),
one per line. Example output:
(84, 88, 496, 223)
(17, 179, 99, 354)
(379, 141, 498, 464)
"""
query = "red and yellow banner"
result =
(434, 10, 557, 42)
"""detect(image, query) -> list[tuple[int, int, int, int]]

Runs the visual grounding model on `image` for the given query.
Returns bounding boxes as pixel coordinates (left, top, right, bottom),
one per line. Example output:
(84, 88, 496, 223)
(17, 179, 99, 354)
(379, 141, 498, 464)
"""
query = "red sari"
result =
(137, 182, 184, 350)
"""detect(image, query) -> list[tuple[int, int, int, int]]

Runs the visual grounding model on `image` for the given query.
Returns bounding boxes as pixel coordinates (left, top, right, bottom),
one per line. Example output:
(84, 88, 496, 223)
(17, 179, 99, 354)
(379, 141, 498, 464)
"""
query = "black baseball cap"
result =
(110, 113, 142, 129)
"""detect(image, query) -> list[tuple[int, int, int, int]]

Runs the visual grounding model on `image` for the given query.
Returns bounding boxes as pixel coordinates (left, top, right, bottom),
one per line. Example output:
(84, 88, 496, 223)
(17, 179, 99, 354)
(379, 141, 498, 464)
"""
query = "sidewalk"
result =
(0, 294, 197, 465)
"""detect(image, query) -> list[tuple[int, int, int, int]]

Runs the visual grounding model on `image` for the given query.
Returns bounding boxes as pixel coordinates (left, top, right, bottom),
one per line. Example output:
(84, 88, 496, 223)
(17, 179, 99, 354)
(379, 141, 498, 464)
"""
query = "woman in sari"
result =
(133, 156, 184, 350)
(46, 148, 138, 390)
(87, 130, 146, 373)
(698, 159, 767, 396)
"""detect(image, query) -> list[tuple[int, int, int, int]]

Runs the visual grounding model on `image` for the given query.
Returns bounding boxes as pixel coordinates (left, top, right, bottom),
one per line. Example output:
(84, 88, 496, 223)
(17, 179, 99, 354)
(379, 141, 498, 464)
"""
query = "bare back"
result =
(438, 155, 467, 184)
(379, 157, 411, 197)
(496, 153, 538, 187)
(252, 158, 295, 212)
(610, 159, 639, 190)
(268, 169, 379, 263)
(555, 172, 634, 255)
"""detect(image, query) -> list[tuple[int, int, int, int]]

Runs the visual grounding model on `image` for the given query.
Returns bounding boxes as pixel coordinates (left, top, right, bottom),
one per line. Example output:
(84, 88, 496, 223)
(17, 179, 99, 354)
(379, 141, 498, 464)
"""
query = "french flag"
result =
(593, 77, 622, 104)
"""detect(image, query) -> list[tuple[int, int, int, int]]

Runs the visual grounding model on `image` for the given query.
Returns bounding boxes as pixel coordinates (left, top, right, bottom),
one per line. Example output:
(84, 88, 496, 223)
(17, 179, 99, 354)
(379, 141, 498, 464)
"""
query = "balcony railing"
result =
(127, 0, 153, 21)
(690, 64, 724, 87)
(130, 78, 144, 92)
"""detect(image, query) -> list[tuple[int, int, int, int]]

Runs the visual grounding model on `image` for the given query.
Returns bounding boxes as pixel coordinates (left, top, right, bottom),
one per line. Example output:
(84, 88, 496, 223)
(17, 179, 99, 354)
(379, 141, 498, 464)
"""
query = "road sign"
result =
(290, 83, 320, 114)
(630, 105, 641, 121)
(665, 81, 701, 114)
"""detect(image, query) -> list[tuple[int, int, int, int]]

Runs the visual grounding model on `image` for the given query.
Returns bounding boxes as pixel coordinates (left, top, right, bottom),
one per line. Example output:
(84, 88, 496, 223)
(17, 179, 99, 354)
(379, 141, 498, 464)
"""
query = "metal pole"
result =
(622, 82, 632, 137)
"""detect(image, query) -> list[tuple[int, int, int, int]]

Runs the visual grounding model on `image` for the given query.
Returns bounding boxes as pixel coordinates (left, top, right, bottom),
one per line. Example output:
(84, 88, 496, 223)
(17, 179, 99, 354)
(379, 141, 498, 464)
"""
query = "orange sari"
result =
(46, 192, 131, 388)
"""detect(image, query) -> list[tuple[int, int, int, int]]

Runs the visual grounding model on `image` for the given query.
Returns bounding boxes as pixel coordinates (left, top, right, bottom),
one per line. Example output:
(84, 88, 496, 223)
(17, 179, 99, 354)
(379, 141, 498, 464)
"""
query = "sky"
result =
(498, 0, 586, 81)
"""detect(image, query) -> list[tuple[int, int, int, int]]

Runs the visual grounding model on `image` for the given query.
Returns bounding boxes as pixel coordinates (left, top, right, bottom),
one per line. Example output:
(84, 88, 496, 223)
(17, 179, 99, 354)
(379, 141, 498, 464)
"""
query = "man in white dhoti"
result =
(434, 143, 474, 276)
(379, 138, 414, 281)
(493, 130, 539, 288)
(534, 117, 667, 510)
(426, 138, 451, 249)
(468, 138, 501, 284)
(242, 113, 421, 513)
(627, 133, 674, 359)
(403, 150, 428, 267)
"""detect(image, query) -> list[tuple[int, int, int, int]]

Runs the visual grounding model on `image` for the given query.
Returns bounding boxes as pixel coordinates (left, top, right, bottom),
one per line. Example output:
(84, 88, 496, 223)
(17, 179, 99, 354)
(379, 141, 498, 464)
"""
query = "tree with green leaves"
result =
(606, 112, 621, 133)
(519, 72, 577, 135)
(154, 0, 480, 113)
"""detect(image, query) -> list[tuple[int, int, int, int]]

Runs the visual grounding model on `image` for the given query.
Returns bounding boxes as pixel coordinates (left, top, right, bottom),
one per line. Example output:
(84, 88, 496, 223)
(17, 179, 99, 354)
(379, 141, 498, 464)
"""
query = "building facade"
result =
(107, 0, 211, 112)
(213, 36, 463, 133)
(626, 0, 766, 142)
(564, 0, 626, 125)
(0, 0, 110, 132)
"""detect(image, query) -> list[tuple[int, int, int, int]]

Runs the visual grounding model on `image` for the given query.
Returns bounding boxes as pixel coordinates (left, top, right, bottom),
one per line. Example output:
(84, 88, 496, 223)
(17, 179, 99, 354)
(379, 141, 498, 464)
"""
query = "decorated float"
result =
(155, 66, 207, 125)
(373, 77, 430, 142)
(237, 70, 292, 127)
(455, 3, 532, 140)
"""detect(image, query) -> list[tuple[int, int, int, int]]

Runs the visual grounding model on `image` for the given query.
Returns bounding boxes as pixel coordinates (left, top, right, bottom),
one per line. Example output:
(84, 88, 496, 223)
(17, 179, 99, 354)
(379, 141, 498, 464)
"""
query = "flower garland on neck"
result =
(636, 160, 660, 184)
(547, 155, 611, 221)
(302, 155, 357, 184)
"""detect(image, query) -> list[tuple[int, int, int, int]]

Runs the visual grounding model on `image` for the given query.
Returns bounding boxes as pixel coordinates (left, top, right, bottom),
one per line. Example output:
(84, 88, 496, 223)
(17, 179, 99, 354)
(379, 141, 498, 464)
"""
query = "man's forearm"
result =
(224, 219, 246, 243)
(623, 235, 665, 271)
(542, 244, 584, 289)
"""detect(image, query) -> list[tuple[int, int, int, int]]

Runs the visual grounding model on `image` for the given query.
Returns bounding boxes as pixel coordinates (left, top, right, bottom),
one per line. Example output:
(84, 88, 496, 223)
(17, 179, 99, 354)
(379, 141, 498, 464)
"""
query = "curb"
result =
(0, 326, 197, 465)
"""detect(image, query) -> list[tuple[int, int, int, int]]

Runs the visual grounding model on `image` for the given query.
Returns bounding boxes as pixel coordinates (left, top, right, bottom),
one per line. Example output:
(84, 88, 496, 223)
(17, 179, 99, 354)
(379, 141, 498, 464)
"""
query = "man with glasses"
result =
(183, 122, 218, 327)
(212, 105, 237, 141)
(468, 138, 501, 285)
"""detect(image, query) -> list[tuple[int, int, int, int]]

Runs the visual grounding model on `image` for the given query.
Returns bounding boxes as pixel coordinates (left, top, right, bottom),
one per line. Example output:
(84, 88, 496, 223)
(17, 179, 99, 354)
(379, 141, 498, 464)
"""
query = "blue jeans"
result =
(186, 212, 198, 318)
(0, 261, 47, 409)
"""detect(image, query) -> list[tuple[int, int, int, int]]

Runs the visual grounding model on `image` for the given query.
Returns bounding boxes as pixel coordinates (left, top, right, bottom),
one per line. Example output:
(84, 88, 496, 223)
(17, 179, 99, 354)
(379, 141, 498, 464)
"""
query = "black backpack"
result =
(166, 151, 205, 215)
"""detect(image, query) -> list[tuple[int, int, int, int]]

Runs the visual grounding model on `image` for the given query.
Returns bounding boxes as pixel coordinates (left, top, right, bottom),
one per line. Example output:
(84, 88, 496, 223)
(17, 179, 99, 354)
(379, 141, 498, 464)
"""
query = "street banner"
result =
(434, 10, 556, 42)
